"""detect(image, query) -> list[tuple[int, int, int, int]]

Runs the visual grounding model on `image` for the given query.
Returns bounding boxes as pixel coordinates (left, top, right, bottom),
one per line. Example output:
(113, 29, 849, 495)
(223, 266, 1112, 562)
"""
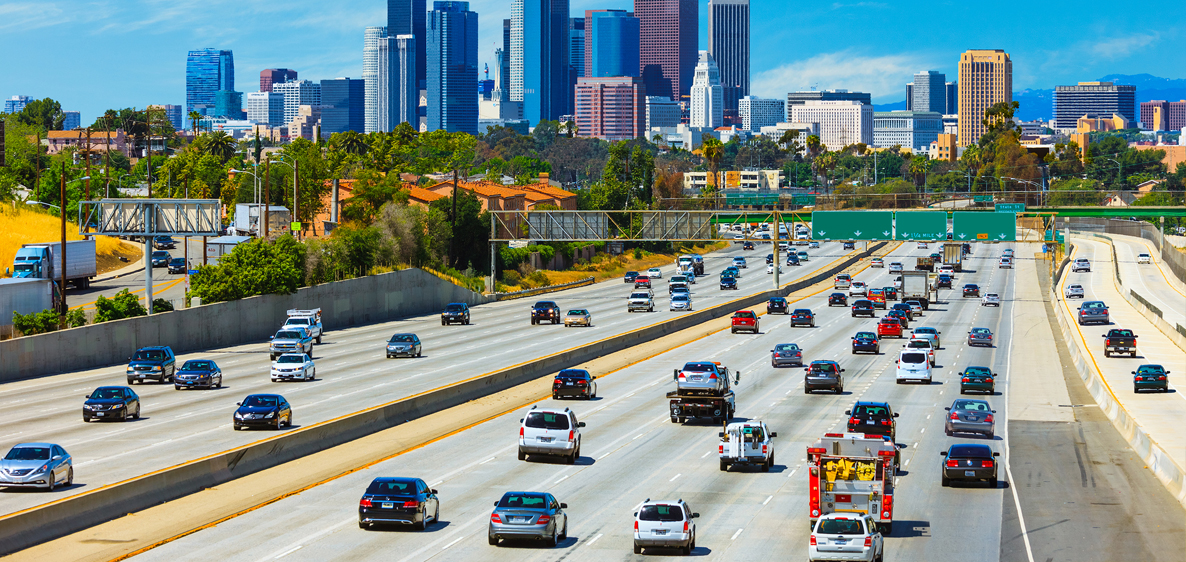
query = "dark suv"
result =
(767, 297, 789, 314)
(126, 346, 176, 384)
(936, 274, 953, 288)
(804, 360, 844, 394)
(962, 284, 980, 298)
(846, 401, 898, 441)
(531, 301, 561, 325)
(441, 303, 470, 325)
(167, 257, 187, 274)
(851, 300, 875, 318)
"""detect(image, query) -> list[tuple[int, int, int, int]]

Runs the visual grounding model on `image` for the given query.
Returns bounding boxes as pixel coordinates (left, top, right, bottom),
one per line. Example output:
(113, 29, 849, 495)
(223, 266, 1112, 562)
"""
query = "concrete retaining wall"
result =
(0, 245, 882, 555)
(0, 268, 491, 384)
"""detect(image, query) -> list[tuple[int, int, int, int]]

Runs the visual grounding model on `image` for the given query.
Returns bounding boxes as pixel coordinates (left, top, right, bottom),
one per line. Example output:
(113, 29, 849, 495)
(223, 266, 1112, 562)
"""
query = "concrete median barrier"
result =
(0, 244, 882, 555)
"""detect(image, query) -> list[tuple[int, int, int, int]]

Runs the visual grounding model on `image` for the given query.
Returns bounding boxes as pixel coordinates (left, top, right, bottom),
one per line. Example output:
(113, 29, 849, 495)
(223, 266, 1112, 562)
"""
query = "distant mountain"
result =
(873, 100, 908, 112)
(1098, 73, 1186, 92)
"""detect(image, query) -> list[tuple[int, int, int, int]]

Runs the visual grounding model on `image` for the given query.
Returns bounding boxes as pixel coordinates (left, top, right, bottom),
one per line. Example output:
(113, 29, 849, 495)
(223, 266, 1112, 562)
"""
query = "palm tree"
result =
(188, 111, 203, 139)
(701, 137, 723, 197)
(206, 131, 237, 163)
(331, 131, 368, 156)
(564, 119, 577, 138)
(805, 134, 822, 158)
(908, 155, 932, 187)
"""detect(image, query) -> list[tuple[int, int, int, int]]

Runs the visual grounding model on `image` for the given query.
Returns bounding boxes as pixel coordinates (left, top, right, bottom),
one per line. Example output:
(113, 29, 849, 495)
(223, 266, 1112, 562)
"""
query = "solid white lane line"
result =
(1002, 282, 1037, 562)
(555, 475, 570, 484)
(731, 528, 743, 540)
(701, 451, 712, 458)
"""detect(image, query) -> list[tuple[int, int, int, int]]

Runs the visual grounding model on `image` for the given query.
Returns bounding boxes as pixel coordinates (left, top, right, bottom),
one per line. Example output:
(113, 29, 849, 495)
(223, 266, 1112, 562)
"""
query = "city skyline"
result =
(0, 0, 1182, 124)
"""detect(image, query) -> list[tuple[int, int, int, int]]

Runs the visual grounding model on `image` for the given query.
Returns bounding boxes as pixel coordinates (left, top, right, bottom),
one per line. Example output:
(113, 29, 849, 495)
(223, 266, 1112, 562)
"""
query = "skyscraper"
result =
(214, 91, 245, 119)
(585, 10, 639, 78)
(511, 0, 571, 125)
(689, 51, 723, 128)
(427, 1, 479, 134)
(575, 77, 645, 141)
(569, 18, 585, 78)
(4, 95, 31, 115)
(186, 48, 234, 122)
(389, 0, 427, 87)
(272, 80, 322, 125)
(320, 78, 366, 135)
(957, 49, 1011, 146)
(379, 35, 419, 131)
(708, 0, 748, 122)
(1053, 82, 1137, 129)
(364, 26, 387, 133)
(635, 0, 697, 102)
(148, 105, 183, 131)
(246, 92, 285, 126)
(260, 69, 298, 93)
(906, 71, 945, 114)
(61, 111, 81, 131)
(502, 19, 512, 95)
(945, 82, 958, 115)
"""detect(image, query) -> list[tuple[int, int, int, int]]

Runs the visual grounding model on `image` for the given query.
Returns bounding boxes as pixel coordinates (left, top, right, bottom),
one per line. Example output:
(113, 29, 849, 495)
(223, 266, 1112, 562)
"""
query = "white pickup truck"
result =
(719, 421, 776, 472)
(284, 309, 323, 344)
(628, 291, 654, 312)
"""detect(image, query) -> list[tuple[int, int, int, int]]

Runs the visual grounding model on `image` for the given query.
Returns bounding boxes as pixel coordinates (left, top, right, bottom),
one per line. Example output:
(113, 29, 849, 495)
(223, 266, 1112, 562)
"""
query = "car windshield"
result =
(1110, 330, 1135, 337)
(366, 479, 415, 495)
(809, 362, 837, 373)
(907, 340, 930, 348)
(949, 445, 993, 459)
(774, 344, 799, 351)
(499, 494, 548, 508)
(1083, 302, 1106, 309)
(525, 412, 570, 430)
(277, 355, 304, 363)
(631, 293, 650, 299)
(5, 447, 51, 461)
(534, 302, 557, 308)
(90, 388, 125, 399)
(389, 335, 414, 342)
(639, 505, 684, 522)
(855, 332, 876, 339)
(626, 271, 638, 276)
(152, 251, 169, 258)
(855, 301, 871, 307)
(242, 396, 279, 408)
(965, 366, 991, 376)
(818, 518, 865, 535)
(901, 352, 927, 363)
(169, 258, 185, 264)
(673, 295, 688, 301)
(770, 298, 785, 304)
(915, 328, 936, 334)
(1136, 365, 1164, 374)
(971, 328, 991, 335)
(953, 400, 990, 411)
(733, 312, 755, 319)
(853, 404, 889, 417)
(133, 349, 167, 361)
(985, 294, 999, 298)
(567, 310, 589, 315)
(683, 363, 715, 372)
(445, 304, 465, 312)
(793, 309, 811, 315)
(1069, 285, 1082, 290)
(286, 318, 309, 325)
(880, 318, 899, 325)
(274, 331, 302, 339)
(181, 360, 213, 370)
(557, 369, 589, 379)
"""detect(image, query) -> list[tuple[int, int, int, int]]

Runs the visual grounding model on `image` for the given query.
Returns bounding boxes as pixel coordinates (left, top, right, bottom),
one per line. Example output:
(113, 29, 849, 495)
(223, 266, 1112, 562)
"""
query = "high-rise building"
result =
(569, 18, 585, 78)
(708, 0, 748, 122)
(4, 95, 31, 114)
(427, 1, 479, 134)
(689, 51, 723, 128)
(738, 96, 783, 132)
(1053, 82, 1136, 129)
(784, 89, 870, 121)
(635, 0, 698, 102)
(148, 105, 183, 131)
(364, 26, 387, 133)
(945, 82, 958, 115)
(246, 92, 285, 126)
(502, 19, 512, 95)
(873, 110, 943, 149)
(646, 96, 681, 129)
(272, 80, 322, 126)
(214, 91, 245, 119)
(320, 78, 366, 135)
(379, 34, 419, 131)
(789, 100, 872, 151)
(906, 71, 945, 114)
(1139, 100, 1186, 131)
(585, 10, 639, 78)
(259, 69, 298, 93)
(61, 111, 81, 131)
(957, 49, 1011, 146)
(186, 48, 234, 123)
(575, 77, 645, 141)
(389, 0, 427, 87)
(511, 0, 571, 125)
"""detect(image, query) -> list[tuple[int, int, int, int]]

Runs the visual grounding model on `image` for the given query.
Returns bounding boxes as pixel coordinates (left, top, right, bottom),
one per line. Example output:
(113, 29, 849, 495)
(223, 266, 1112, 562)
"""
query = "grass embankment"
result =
(498, 241, 729, 292)
(0, 205, 139, 277)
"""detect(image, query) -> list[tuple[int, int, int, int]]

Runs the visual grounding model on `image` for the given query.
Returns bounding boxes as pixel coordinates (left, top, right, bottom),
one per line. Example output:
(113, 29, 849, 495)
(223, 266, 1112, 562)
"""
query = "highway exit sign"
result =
(973, 195, 994, 202)
(952, 212, 1016, 242)
(995, 203, 1025, 213)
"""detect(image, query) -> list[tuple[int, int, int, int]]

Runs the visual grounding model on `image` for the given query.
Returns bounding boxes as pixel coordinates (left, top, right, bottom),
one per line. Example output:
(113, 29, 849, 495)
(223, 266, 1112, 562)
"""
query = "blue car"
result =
(175, 359, 224, 390)
(851, 331, 880, 354)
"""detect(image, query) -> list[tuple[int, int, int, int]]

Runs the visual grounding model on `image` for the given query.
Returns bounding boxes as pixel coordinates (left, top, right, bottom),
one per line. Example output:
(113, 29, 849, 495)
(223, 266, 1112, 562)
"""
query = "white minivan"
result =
(895, 349, 932, 384)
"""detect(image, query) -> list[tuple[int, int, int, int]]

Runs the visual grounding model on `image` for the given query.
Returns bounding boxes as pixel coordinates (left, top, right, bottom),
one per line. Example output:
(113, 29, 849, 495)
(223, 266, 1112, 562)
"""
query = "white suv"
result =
(888, 262, 903, 273)
(849, 281, 867, 296)
(809, 513, 884, 562)
(1071, 259, 1091, 273)
(518, 406, 584, 464)
(633, 499, 699, 555)
(895, 349, 932, 384)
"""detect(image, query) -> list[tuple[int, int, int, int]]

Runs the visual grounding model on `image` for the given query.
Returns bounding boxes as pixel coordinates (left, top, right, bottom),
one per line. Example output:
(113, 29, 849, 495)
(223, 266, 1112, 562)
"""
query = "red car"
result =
(634, 275, 651, 289)
(877, 317, 903, 338)
(731, 310, 759, 334)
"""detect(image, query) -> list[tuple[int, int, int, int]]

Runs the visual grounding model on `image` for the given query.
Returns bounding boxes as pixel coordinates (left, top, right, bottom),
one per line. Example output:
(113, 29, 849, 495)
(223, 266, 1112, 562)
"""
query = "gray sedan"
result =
(386, 333, 422, 358)
(967, 327, 993, 347)
(770, 343, 803, 367)
(0, 443, 73, 491)
(1077, 301, 1109, 325)
(489, 491, 568, 546)
(944, 399, 995, 438)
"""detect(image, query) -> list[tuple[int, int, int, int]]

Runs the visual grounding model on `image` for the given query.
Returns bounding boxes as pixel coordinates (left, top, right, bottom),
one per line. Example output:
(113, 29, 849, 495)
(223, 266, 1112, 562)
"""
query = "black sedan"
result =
(624, 271, 639, 283)
(882, 287, 898, 301)
(719, 276, 738, 290)
(886, 309, 911, 329)
(790, 309, 815, 327)
(174, 359, 223, 389)
(150, 250, 171, 267)
(233, 394, 292, 430)
(962, 284, 980, 298)
(850, 300, 875, 318)
(828, 293, 848, 306)
(358, 477, 439, 530)
(167, 257, 187, 274)
(940, 444, 999, 487)
(936, 274, 953, 288)
(83, 386, 141, 422)
(153, 236, 176, 249)
(786, 254, 800, 266)
(845, 401, 897, 440)
(767, 297, 789, 314)
(441, 303, 470, 325)
(743, 241, 755, 250)
(851, 331, 880, 354)
(553, 368, 597, 399)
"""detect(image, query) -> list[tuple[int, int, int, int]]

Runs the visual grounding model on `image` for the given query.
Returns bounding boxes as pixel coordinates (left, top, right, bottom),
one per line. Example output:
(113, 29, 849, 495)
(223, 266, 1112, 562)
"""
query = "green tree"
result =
(805, 134, 822, 157)
(188, 110, 203, 137)
(12, 308, 65, 335)
(340, 168, 408, 224)
(700, 137, 723, 197)
(93, 289, 148, 323)
(190, 236, 306, 304)
(206, 132, 238, 163)
(16, 98, 65, 131)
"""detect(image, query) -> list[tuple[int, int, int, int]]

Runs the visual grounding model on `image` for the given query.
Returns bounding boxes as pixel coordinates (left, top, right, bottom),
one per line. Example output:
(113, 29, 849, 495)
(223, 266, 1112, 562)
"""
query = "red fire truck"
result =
(807, 433, 898, 534)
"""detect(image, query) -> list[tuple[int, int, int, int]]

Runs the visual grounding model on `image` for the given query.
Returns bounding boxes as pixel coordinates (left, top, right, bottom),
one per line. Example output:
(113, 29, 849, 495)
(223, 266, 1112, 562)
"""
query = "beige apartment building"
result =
(957, 49, 1012, 146)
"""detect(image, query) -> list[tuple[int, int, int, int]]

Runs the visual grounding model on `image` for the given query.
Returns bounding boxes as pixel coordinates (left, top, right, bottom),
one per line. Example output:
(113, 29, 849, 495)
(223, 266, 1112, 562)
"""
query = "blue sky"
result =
(0, 0, 1182, 125)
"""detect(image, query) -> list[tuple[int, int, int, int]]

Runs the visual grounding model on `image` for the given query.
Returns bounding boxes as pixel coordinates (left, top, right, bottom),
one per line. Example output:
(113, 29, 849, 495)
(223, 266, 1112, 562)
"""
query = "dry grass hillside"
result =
(0, 205, 139, 277)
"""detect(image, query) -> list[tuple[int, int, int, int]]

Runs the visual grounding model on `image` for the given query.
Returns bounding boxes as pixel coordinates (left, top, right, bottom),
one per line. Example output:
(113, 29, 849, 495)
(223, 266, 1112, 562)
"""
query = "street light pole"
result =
(60, 162, 67, 316)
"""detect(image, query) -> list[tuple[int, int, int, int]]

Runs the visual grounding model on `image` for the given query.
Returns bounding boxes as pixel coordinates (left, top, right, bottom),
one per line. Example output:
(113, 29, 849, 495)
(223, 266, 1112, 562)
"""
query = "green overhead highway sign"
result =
(995, 203, 1025, 213)
(792, 194, 817, 205)
(973, 195, 994, 202)
(812, 211, 893, 241)
(1045, 229, 1065, 243)
(952, 212, 1016, 242)
(894, 211, 948, 240)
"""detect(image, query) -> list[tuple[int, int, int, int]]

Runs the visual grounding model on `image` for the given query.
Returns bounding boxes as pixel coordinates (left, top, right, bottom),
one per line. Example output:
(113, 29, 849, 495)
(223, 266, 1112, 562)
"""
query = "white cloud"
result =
(0, 3, 72, 31)
(1088, 32, 1159, 60)
(752, 50, 936, 100)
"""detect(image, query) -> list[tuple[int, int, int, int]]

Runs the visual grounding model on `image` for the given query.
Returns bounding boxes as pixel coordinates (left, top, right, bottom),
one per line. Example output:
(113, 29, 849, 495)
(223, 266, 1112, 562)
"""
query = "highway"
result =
(1107, 233, 1186, 328)
(0, 241, 852, 517)
(66, 244, 189, 312)
(124, 243, 1038, 561)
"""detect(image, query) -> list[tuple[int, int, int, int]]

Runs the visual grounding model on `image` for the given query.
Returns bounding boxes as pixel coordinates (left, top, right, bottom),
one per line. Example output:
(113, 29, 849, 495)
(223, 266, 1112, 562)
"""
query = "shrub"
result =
(153, 299, 175, 312)
(633, 247, 643, 260)
(64, 308, 86, 328)
(527, 270, 549, 286)
(503, 270, 522, 285)
(12, 309, 62, 335)
(94, 289, 148, 323)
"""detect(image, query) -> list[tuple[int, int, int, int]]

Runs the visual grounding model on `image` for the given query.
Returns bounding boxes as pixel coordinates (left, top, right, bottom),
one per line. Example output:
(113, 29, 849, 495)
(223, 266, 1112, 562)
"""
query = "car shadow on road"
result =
(640, 546, 713, 556)
(3, 482, 87, 494)
(885, 520, 931, 538)
(366, 520, 453, 533)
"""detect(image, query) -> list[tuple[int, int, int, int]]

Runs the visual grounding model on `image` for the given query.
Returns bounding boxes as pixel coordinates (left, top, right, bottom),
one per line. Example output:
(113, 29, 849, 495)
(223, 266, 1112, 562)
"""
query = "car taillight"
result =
(810, 535, 817, 545)
(987, 335, 992, 339)
(491, 513, 502, 523)
(719, 444, 724, 454)
(537, 515, 551, 525)
(554, 380, 563, 386)
(634, 520, 639, 531)
(683, 521, 690, 533)
(865, 536, 873, 547)
(568, 430, 575, 441)
(981, 460, 994, 468)
(962, 377, 970, 383)
(709, 372, 719, 379)
(577, 380, 587, 386)
(946, 460, 958, 467)
(880, 419, 891, 426)
(678, 372, 687, 380)
(950, 412, 959, 421)
(519, 427, 524, 438)
(985, 378, 993, 384)
(1159, 376, 1167, 380)
(849, 417, 859, 426)
(403, 500, 420, 508)
(985, 414, 994, 423)
(762, 444, 768, 454)
(359, 498, 373, 508)
(1106, 339, 1112, 346)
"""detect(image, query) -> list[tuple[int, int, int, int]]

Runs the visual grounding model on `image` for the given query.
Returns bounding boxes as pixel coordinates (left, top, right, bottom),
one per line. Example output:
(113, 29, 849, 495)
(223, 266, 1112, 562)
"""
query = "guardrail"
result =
(494, 276, 596, 301)
(1129, 290, 1163, 318)
(0, 244, 884, 555)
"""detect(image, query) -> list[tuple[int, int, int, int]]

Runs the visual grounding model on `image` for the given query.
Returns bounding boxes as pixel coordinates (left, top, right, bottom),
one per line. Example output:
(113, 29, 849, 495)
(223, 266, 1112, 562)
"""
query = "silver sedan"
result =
(1064, 284, 1085, 299)
(771, 343, 803, 367)
(489, 492, 568, 546)
(0, 443, 73, 491)
(944, 399, 996, 438)
(967, 327, 994, 347)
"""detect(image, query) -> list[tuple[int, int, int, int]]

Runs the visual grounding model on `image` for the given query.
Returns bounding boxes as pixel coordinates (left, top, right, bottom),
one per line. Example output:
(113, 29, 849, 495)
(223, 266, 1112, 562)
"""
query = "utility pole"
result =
(264, 157, 270, 238)
(34, 130, 42, 202)
(59, 162, 67, 316)
(103, 117, 112, 198)
(294, 159, 300, 238)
